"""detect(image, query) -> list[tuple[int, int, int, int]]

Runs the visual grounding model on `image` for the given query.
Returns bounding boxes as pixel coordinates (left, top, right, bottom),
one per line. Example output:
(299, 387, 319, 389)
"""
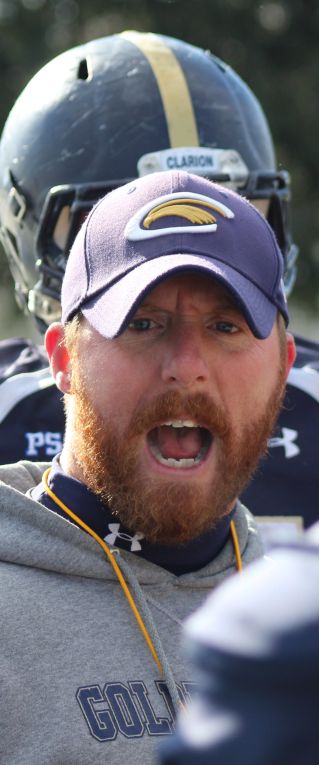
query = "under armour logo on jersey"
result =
(104, 523, 144, 552)
(268, 427, 300, 458)
(125, 191, 234, 241)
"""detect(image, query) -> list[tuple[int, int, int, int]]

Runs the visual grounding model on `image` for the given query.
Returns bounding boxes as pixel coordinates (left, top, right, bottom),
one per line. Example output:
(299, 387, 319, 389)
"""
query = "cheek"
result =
(248, 357, 283, 410)
(216, 349, 281, 421)
(85, 353, 154, 427)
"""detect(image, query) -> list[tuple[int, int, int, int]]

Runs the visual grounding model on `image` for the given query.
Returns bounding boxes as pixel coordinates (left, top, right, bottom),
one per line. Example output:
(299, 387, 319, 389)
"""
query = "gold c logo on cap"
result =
(125, 191, 234, 241)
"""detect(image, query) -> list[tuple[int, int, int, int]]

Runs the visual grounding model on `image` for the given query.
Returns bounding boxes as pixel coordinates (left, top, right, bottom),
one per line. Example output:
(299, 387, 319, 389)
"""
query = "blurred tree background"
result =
(0, 0, 318, 338)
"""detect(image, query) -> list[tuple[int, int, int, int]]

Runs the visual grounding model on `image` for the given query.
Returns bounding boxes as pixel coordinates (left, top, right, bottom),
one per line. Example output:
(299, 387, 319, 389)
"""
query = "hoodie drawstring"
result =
(42, 467, 242, 713)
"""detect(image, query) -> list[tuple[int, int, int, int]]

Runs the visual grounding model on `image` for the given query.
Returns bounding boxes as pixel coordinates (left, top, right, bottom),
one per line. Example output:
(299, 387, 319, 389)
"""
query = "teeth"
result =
(163, 420, 198, 428)
(150, 444, 207, 469)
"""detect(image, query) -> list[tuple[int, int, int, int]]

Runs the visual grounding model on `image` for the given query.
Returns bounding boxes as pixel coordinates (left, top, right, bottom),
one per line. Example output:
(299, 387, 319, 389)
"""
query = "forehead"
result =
(137, 271, 240, 311)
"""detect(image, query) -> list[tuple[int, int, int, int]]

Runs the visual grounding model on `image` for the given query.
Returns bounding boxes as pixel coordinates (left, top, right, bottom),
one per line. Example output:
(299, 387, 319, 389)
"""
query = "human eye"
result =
(128, 317, 158, 332)
(214, 320, 239, 334)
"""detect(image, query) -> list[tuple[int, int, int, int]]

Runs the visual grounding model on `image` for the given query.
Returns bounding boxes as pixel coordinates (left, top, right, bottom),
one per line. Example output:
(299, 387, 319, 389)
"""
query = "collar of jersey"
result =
(30, 454, 235, 575)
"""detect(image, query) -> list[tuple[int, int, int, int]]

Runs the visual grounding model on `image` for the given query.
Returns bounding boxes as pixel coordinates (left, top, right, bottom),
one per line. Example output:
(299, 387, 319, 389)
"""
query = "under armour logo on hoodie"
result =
(104, 523, 144, 552)
(268, 427, 300, 459)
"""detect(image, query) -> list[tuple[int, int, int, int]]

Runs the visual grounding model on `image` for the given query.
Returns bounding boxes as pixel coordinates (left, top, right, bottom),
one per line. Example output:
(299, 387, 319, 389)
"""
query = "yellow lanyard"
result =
(42, 467, 242, 673)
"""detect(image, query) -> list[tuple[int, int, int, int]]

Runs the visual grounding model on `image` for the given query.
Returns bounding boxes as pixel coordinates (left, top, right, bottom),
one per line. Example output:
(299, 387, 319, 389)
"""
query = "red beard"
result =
(68, 368, 286, 545)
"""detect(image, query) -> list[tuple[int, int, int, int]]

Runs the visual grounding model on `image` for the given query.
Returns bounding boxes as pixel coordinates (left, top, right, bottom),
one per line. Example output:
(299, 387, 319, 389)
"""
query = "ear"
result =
(285, 332, 296, 376)
(45, 322, 71, 393)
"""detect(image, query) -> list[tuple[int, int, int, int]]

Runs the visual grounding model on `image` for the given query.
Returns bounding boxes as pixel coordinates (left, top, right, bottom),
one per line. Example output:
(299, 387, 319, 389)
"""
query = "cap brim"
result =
(81, 253, 277, 340)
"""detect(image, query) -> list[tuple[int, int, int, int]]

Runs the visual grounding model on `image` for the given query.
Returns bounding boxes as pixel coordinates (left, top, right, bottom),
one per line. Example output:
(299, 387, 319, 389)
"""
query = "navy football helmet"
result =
(0, 31, 297, 331)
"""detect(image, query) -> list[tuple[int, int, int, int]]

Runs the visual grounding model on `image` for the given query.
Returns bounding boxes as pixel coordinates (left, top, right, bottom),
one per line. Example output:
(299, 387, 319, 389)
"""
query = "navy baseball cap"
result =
(61, 170, 289, 339)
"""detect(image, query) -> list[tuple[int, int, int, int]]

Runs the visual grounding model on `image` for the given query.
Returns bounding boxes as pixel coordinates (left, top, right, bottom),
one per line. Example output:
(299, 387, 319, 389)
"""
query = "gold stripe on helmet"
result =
(121, 30, 199, 148)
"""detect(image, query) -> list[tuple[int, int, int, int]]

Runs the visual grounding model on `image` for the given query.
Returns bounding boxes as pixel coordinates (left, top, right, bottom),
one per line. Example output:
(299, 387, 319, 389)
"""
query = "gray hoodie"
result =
(0, 460, 263, 764)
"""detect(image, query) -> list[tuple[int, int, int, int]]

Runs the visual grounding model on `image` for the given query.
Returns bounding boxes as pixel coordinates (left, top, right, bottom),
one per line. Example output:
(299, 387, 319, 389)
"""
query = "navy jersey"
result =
(0, 337, 64, 463)
(241, 334, 319, 529)
(0, 334, 318, 527)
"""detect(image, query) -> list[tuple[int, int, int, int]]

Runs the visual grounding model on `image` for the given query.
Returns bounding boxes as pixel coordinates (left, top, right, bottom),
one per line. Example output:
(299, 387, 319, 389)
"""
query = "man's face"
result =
(58, 273, 294, 545)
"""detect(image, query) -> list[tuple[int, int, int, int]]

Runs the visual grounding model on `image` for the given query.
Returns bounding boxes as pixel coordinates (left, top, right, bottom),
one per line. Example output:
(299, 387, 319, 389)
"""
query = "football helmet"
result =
(0, 31, 297, 331)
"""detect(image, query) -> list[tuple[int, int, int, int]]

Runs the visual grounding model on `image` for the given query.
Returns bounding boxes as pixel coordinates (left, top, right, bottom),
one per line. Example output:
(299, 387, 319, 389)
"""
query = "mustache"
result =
(125, 390, 231, 440)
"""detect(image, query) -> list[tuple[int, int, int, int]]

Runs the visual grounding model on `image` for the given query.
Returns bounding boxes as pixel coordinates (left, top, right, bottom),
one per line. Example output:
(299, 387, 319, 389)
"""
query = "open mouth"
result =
(147, 420, 213, 469)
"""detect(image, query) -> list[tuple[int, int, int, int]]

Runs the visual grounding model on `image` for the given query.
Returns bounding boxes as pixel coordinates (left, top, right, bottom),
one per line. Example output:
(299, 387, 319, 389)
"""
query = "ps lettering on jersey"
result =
(25, 431, 62, 457)
(0, 343, 66, 463)
(76, 680, 198, 742)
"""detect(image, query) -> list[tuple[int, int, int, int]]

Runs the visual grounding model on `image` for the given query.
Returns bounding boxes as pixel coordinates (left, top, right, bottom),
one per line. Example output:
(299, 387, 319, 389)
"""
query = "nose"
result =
(161, 322, 209, 388)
